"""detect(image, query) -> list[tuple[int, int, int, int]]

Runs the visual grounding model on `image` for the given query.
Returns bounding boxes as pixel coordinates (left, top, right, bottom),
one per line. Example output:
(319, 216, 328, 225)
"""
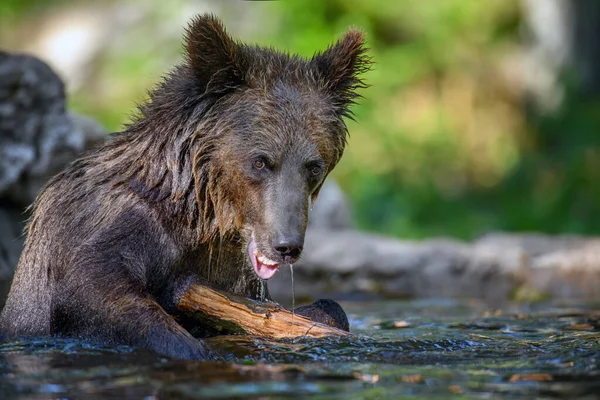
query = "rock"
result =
(475, 232, 590, 257)
(476, 232, 600, 299)
(269, 229, 527, 306)
(0, 52, 107, 306)
(269, 230, 600, 307)
(529, 242, 600, 298)
(69, 112, 109, 149)
(0, 52, 102, 206)
(0, 207, 23, 279)
(307, 180, 352, 230)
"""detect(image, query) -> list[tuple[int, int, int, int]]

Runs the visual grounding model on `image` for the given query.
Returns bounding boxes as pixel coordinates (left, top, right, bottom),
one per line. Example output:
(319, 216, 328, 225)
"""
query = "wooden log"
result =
(177, 283, 350, 339)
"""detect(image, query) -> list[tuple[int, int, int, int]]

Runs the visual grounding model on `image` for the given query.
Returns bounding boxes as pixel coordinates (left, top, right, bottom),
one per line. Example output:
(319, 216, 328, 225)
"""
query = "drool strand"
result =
(289, 263, 295, 333)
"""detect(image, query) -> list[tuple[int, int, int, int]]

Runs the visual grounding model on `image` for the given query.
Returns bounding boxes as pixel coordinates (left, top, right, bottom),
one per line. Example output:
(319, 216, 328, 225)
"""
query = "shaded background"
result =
(1, 0, 599, 240)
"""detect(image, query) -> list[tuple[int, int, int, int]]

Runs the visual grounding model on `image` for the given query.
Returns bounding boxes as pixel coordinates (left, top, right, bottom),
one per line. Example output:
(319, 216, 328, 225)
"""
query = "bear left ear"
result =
(310, 29, 371, 119)
(184, 14, 248, 95)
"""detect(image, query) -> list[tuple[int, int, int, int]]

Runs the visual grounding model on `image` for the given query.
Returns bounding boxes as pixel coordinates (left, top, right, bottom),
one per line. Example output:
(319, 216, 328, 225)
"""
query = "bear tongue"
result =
(248, 239, 280, 280)
(255, 259, 279, 280)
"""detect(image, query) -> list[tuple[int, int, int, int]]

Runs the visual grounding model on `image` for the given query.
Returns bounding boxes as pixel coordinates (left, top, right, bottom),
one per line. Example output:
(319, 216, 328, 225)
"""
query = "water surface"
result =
(1, 299, 599, 399)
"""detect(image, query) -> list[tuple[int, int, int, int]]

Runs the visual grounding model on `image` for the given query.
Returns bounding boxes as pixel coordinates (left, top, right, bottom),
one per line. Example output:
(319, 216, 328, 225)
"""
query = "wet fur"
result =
(0, 14, 370, 359)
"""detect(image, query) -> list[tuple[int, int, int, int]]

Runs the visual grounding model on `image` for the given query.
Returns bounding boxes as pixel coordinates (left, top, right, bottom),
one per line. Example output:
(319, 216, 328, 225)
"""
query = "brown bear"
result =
(0, 14, 369, 359)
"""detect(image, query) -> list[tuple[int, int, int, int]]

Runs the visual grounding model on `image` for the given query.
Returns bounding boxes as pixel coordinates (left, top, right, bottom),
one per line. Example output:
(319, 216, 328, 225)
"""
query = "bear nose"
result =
(272, 238, 303, 260)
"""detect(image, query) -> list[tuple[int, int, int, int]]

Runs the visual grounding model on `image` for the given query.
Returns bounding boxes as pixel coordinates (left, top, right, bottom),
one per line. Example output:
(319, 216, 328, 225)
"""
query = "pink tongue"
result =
(255, 262, 279, 280)
(248, 239, 280, 280)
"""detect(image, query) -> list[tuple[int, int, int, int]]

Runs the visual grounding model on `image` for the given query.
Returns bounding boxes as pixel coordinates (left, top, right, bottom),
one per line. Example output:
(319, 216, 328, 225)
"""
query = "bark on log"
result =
(177, 283, 350, 339)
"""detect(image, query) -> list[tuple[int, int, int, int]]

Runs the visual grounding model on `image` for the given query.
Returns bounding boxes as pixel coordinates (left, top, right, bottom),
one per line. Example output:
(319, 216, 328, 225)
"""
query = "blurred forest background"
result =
(1, 0, 599, 240)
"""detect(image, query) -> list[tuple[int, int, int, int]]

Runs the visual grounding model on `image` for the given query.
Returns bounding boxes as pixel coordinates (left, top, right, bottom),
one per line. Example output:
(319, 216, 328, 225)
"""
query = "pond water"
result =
(1, 298, 599, 399)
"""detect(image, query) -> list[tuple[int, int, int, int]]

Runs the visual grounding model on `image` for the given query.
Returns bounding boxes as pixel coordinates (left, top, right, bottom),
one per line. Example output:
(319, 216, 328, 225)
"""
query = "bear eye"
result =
(310, 165, 322, 176)
(253, 158, 266, 170)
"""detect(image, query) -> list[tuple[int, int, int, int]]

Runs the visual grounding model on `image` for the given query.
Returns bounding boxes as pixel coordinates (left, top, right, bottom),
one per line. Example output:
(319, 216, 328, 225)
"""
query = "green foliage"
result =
(0, 0, 69, 22)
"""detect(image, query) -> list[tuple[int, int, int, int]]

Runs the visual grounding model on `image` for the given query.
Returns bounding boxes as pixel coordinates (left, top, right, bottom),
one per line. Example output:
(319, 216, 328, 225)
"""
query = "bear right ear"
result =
(310, 29, 371, 119)
(184, 14, 247, 95)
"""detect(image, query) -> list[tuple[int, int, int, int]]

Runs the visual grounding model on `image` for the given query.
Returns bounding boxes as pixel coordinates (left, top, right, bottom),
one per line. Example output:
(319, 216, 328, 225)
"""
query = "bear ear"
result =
(311, 29, 371, 119)
(184, 14, 247, 95)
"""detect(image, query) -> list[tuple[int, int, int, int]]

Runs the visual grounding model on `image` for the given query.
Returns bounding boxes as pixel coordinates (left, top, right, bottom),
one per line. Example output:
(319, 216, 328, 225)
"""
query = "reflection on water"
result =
(1, 299, 599, 398)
